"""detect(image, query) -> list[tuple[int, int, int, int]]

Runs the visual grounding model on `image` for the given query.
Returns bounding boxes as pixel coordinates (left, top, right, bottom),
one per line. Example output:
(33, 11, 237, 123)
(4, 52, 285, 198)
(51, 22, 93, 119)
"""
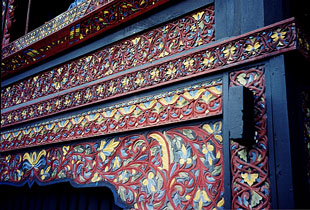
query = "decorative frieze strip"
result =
(2, 0, 92, 56)
(0, 121, 224, 209)
(1, 6, 215, 110)
(2, 0, 117, 57)
(229, 66, 271, 209)
(1, 18, 297, 128)
(0, 79, 222, 152)
(1, 0, 171, 78)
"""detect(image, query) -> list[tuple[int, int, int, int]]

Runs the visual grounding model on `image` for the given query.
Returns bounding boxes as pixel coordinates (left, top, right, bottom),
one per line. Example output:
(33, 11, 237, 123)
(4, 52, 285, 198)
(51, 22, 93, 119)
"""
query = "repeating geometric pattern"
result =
(1, 0, 172, 77)
(0, 79, 222, 152)
(229, 66, 271, 209)
(1, 5, 215, 109)
(1, 18, 297, 128)
(0, 121, 225, 210)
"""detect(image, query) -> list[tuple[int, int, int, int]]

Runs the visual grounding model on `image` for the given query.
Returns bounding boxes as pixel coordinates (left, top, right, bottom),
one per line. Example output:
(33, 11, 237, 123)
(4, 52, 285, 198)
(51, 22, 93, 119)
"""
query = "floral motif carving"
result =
(1, 0, 173, 77)
(229, 66, 271, 209)
(1, 79, 222, 152)
(1, 18, 297, 128)
(0, 121, 224, 209)
(1, 5, 215, 110)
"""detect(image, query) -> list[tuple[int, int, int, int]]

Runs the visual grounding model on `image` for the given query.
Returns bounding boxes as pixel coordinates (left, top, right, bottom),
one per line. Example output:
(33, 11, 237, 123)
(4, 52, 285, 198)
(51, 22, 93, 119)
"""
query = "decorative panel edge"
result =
(229, 65, 270, 209)
(0, 79, 222, 152)
(1, 18, 297, 128)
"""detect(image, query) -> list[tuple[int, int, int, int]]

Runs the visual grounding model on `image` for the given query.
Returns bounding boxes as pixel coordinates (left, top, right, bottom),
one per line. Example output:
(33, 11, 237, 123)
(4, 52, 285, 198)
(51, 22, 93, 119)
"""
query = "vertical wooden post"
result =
(25, 0, 31, 34)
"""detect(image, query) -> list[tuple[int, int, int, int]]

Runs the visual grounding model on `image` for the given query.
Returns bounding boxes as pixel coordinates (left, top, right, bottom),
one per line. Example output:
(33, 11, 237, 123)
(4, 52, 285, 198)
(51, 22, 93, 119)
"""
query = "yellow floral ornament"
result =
(97, 139, 120, 163)
(193, 187, 211, 210)
(202, 142, 215, 165)
(91, 172, 102, 183)
(223, 44, 236, 60)
(135, 73, 144, 86)
(40, 166, 51, 180)
(202, 121, 223, 142)
(96, 85, 104, 94)
(271, 29, 286, 42)
(121, 77, 130, 87)
(150, 68, 160, 80)
(142, 172, 157, 193)
(245, 38, 261, 54)
(203, 52, 215, 67)
(184, 58, 195, 68)
(166, 63, 177, 78)
(241, 172, 259, 186)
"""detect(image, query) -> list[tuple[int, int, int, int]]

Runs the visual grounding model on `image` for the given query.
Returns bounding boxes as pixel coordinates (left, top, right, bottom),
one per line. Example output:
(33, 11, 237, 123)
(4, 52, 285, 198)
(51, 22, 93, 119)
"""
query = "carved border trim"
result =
(0, 79, 222, 152)
(1, 0, 171, 78)
(1, 6, 215, 110)
(229, 66, 271, 209)
(1, 18, 297, 128)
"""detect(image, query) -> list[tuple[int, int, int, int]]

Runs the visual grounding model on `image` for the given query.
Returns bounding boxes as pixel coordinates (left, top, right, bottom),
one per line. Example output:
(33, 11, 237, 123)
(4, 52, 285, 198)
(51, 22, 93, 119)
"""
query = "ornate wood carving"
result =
(229, 66, 271, 209)
(1, 18, 297, 128)
(1, 0, 172, 78)
(1, 79, 222, 152)
(1, 5, 215, 110)
(0, 121, 224, 209)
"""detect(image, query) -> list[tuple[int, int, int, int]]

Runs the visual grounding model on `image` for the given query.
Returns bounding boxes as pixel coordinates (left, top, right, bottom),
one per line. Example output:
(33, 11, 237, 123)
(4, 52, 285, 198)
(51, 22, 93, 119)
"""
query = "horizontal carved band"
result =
(2, 0, 92, 57)
(1, 0, 171, 78)
(0, 121, 224, 209)
(0, 79, 222, 151)
(1, 6, 215, 110)
(1, 18, 297, 128)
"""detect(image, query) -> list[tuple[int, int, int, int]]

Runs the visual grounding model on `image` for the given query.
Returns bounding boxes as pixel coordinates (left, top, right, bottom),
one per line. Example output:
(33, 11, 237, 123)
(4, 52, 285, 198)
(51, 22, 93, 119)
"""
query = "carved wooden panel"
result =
(230, 66, 271, 209)
(0, 121, 224, 209)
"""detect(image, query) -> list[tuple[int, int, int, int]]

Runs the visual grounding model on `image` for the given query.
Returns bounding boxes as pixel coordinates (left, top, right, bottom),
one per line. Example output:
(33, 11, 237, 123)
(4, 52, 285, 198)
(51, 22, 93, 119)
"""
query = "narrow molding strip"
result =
(0, 18, 297, 128)
(0, 79, 222, 152)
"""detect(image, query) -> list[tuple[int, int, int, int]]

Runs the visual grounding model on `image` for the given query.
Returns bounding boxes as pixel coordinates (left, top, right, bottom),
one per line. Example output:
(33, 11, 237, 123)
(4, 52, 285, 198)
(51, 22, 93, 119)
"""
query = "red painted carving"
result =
(1, 0, 171, 78)
(1, 5, 215, 110)
(0, 122, 225, 209)
(0, 80, 222, 152)
(1, 18, 296, 128)
(229, 66, 271, 209)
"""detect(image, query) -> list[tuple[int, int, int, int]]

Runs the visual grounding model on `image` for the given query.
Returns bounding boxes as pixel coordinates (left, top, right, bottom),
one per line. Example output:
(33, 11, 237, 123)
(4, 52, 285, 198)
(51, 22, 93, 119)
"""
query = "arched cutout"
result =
(0, 182, 123, 210)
